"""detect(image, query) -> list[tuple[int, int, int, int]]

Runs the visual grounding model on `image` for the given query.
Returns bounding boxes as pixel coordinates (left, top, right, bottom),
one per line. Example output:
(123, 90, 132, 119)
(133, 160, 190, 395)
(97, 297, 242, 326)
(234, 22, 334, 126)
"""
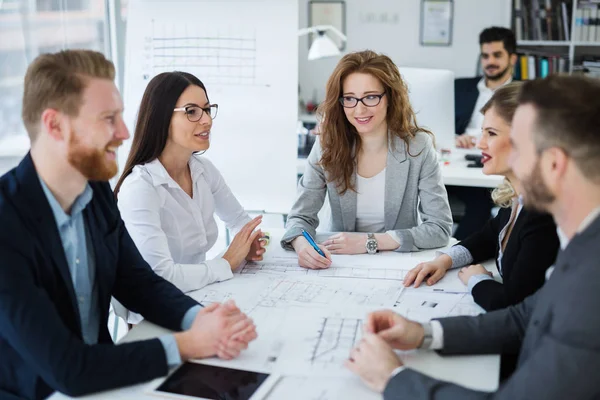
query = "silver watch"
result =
(419, 322, 433, 349)
(365, 233, 378, 254)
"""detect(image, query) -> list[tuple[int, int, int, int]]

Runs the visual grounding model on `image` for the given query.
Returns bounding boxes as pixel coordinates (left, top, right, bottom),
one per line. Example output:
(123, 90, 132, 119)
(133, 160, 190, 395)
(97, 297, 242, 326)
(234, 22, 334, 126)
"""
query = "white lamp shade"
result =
(308, 33, 341, 60)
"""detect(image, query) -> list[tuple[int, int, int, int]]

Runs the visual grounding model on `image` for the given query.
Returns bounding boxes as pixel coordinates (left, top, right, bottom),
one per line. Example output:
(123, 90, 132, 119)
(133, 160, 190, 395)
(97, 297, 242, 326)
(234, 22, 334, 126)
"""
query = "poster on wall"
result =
(420, 0, 453, 46)
(309, 1, 346, 50)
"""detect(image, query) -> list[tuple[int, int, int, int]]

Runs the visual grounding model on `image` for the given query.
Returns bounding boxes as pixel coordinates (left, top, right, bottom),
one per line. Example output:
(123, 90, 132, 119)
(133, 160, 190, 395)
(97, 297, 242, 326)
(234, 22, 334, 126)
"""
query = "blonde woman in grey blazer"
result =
(281, 50, 452, 269)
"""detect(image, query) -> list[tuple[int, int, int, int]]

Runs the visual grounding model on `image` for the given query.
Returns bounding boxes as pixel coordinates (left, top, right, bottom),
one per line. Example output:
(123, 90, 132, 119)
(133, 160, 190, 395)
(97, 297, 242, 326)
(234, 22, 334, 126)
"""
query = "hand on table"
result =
(455, 134, 476, 149)
(458, 264, 492, 285)
(346, 333, 403, 393)
(403, 254, 453, 288)
(322, 232, 367, 255)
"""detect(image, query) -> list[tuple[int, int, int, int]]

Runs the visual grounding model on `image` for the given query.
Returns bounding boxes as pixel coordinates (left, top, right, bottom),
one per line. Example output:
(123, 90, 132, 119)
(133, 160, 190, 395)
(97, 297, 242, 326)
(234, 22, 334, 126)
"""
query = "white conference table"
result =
(296, 148, 503, 189)
(51, 231, 500, 400)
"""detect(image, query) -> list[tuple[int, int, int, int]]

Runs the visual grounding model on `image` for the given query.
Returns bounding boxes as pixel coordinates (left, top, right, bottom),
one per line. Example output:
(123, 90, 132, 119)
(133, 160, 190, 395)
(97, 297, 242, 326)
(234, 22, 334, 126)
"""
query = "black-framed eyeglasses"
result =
(338, 93, 386, 108)
(173, 104, 219, 122)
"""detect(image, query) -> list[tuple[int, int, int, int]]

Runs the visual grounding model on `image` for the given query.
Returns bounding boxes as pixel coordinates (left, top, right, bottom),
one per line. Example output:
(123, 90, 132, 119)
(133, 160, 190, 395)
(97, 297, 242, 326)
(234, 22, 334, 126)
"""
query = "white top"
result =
(118, 156, 250, 322)
(464, 77, 513, 137)
(355, 168, 386, 233)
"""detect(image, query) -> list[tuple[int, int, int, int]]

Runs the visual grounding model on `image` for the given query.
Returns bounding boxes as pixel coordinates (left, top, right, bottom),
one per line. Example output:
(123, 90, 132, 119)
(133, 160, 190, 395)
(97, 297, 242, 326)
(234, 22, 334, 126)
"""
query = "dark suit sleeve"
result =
(436, 291, 537, 357)
(0, 243, 169, 396)
(100, 183, 199, 330)
(383, 271, 600, 400)
(458, 208, 505, 263)
(454, 78, 480, 135)
(471, 214, 559, 311)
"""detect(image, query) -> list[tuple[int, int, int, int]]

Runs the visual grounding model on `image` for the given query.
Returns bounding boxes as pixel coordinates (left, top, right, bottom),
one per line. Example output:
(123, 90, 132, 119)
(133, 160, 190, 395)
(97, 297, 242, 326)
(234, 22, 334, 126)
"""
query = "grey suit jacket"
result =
(385, 213, 600, 399)
(281, 131, 452, 252)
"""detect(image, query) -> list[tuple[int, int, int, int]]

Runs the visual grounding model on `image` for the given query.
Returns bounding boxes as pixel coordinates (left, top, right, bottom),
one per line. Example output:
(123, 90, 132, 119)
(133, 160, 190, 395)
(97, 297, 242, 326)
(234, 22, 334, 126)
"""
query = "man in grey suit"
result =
(346, 75, 600, 399)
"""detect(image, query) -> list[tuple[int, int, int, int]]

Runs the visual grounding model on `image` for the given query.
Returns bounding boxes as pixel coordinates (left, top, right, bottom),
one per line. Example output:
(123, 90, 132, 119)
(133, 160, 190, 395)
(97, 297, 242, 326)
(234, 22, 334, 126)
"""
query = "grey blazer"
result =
(281, 132, 452, 252)
(385, 214, 600, 399)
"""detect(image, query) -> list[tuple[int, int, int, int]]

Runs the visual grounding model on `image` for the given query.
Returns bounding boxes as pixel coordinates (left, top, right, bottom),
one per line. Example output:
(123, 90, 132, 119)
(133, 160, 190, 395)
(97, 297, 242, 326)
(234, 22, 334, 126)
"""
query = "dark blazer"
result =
(458, 206, 559, 311)
(0, 154, 198, 399)
(454, 77, 481, 135)
(384, 212, 600, 399)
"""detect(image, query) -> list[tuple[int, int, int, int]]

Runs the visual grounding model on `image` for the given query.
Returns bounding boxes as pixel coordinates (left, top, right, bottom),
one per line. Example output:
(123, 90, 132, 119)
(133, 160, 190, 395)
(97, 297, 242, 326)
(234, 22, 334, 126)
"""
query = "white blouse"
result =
(355, 169, 386, 233)
(118, 156, 250, 305)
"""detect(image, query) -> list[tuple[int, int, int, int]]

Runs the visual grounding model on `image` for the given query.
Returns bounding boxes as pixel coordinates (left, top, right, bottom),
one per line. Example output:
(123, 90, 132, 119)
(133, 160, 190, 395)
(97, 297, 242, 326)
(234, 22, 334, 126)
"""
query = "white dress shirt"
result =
(464, 77, 513, 137)
(118, 156, 250, 323)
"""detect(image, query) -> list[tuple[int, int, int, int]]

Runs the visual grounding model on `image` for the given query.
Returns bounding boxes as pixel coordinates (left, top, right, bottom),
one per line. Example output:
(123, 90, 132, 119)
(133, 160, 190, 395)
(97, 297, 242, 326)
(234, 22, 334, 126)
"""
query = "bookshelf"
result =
(513, 0, 600, 78)
(517, 40, 570, 44)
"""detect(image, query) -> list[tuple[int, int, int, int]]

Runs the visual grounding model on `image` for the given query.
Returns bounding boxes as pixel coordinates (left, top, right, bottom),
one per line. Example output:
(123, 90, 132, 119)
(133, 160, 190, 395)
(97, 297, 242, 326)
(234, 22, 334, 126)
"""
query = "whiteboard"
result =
(121, 0, 298, 214)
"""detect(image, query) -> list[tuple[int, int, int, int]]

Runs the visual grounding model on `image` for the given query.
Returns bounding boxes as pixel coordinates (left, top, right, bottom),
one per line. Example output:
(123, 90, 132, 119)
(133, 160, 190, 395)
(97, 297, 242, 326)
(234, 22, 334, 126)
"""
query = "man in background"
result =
(449, 27, 518, 239)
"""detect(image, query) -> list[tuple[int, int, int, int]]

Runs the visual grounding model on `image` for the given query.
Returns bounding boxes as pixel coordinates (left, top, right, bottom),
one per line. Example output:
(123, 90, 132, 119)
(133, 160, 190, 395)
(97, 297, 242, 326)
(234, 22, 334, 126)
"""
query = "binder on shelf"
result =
(541, 57, 550, 77)
(528, 55, 537, 78)
(556, 1, 565, 40)
(561, 1, 571, 41)
(520, 54, 529, 79)
(590, 7, 598, 41)
(531, 0, 544, 40)
(545, 0, 554, 40)
(515, 0, 525, 40)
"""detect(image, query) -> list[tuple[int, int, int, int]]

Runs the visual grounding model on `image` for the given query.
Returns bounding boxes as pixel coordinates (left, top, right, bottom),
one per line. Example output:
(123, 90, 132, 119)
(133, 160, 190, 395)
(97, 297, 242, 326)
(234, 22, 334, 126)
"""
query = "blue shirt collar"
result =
(38, 175, 93, 227)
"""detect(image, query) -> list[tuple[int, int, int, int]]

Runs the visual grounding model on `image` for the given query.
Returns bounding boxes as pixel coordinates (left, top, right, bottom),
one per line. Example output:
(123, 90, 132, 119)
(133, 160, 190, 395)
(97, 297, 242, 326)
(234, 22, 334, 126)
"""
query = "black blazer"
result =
(458, 206, 559, 311)
(454, 77, 481, 135)
(0, 154, 198, 399)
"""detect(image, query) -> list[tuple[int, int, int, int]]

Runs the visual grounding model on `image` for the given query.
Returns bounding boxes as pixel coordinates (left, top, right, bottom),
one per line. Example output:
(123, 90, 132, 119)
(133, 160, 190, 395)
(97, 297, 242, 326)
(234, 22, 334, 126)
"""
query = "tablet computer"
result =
(147, 362, 280, 400)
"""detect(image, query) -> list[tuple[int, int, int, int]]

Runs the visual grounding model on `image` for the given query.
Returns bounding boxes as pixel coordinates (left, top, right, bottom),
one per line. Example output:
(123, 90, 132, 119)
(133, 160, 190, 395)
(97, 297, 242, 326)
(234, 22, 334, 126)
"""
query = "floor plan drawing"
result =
(240, 262, 411, 281)
(309, 317, 363, 366)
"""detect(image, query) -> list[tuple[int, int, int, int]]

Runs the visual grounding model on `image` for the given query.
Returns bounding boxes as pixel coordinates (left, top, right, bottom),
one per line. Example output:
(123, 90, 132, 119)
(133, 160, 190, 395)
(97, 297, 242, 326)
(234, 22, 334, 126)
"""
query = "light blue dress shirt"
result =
(39, 178, 99, 345)
(39, 177, 201, 366)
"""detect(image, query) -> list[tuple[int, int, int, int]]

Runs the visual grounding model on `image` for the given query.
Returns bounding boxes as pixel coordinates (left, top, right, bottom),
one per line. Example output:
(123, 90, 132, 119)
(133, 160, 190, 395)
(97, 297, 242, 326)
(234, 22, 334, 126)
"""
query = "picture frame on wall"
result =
(308, 1, 346, 51)
(420, 0, 453, 46)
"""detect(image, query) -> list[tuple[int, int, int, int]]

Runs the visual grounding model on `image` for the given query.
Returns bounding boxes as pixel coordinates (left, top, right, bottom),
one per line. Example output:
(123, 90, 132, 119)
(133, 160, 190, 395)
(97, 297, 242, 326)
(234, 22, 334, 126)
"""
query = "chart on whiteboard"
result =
(140, 21, 267, 87)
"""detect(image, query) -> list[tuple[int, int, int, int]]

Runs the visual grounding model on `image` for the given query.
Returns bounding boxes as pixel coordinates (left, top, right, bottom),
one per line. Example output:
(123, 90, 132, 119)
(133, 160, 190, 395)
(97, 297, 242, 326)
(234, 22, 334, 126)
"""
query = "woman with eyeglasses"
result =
(114, 72, 265, 323)
(281, 50, 453, 269)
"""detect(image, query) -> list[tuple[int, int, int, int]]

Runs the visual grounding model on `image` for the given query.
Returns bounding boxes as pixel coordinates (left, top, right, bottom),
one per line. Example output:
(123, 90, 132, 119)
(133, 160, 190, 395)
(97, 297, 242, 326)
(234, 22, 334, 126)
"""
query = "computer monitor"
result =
(397, 67, 455, 152)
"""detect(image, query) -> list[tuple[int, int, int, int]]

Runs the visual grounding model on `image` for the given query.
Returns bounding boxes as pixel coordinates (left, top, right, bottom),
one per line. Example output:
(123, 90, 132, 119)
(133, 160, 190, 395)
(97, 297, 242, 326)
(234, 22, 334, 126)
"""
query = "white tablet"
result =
(146, 362, 280, 400)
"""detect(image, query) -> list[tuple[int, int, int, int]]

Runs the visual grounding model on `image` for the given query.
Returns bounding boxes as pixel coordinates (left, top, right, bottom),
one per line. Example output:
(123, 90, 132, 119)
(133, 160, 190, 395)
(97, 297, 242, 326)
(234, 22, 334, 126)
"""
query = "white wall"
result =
(299, 0, 511, 103)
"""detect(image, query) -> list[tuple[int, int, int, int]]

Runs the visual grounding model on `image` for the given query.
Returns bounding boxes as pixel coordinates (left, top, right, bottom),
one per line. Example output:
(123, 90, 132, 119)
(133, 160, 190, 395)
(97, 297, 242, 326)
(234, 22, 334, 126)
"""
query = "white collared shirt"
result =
(464, 76, 513, 137)
(118, 156, 250, 321)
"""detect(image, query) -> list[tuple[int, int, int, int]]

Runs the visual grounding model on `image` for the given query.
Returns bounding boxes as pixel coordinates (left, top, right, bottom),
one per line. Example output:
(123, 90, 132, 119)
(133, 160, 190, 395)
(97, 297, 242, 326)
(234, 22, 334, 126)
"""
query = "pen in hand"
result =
(301, 229, 326, 257)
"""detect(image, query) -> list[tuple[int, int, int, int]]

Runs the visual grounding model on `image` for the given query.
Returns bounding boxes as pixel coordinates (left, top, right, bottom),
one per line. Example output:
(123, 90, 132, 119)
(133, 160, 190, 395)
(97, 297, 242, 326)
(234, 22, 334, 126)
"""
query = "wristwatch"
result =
(365, 233, 378, 254)
(419, 322, 433, 349)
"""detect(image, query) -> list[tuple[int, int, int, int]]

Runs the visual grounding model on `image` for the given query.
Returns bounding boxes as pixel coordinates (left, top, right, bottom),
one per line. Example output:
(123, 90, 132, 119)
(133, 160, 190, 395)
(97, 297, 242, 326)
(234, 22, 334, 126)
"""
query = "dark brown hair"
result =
(113, 72, 208, 196)
(518, 75, 600, 183)
(318, 50, 432, 194)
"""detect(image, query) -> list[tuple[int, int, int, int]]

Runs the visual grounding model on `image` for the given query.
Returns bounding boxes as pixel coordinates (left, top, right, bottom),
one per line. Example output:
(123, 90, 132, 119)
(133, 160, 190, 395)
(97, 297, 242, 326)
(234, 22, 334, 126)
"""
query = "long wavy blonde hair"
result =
(480, 82, 524, 208)
(318, 50, 433, 195)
